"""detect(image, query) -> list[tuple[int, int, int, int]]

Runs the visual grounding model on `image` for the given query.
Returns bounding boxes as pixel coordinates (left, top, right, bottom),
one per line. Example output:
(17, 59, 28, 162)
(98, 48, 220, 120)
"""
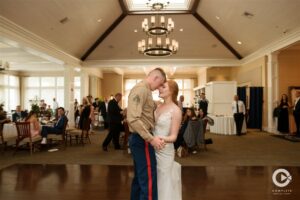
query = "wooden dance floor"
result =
(0, 164, 299, 200)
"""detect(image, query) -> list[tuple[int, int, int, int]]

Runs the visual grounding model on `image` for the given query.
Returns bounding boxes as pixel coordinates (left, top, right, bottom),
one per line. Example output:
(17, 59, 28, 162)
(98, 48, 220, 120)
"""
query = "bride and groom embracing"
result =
(127, 68, 182, 200)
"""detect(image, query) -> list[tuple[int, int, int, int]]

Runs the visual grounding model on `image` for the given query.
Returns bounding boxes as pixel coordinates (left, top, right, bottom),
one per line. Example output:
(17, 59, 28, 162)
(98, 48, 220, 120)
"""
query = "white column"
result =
(80, 69, 89, 101)
(64, 65, 75, 127)
(267, 52, 279, 133)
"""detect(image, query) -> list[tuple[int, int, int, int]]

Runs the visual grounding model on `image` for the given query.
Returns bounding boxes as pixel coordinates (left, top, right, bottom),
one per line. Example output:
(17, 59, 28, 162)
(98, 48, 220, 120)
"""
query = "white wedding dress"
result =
(153, 110, 182, 200)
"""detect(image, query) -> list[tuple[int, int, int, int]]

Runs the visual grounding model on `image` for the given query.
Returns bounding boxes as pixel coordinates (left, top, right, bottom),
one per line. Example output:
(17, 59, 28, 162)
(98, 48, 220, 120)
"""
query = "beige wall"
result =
(207, 67, 233, 82)
(232, 57, 266, 87)
(101, 73, 123, 99)
(89, 76, 101, 98)
(278, 50, 300, 97)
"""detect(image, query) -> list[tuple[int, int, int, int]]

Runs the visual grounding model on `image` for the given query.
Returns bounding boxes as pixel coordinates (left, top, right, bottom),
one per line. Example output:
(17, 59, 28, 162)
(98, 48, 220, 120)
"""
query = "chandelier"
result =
(138, 2, 179, 57)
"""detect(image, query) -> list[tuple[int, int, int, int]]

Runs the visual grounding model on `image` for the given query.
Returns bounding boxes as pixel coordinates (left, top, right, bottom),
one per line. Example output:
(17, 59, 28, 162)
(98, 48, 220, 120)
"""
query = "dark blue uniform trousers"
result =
(129, 133, 158, 200)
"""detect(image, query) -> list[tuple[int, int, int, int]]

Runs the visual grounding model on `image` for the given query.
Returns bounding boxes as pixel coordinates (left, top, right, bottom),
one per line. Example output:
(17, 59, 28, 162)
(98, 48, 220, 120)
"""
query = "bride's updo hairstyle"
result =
(167, 80, 179, 104)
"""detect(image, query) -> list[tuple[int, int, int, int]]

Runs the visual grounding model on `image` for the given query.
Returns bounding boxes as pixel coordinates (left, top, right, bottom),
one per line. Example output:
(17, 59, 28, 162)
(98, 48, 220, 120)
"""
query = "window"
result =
(174, 79, 194, 107)
(24, 77, 64, 110)
(74, 76, 81, 103)
(0, 74, 20, 112)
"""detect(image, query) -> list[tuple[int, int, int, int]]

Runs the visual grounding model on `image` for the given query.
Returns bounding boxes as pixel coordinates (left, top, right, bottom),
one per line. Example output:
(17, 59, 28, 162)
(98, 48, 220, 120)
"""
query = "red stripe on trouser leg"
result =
(144, 142, 153, 200)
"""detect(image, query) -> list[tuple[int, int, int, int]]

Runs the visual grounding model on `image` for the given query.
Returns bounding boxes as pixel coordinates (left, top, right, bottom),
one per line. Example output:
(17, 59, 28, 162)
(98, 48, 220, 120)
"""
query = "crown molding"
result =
(0, 16, 81, 67)
(83, 58, 241, 68)
(241, 27, 300, 65)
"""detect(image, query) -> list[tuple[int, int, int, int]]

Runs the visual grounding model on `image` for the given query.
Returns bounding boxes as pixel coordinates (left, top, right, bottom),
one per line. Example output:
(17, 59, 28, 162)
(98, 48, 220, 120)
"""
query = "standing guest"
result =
(52, 98, 59, 113)
(102, 93, 123, 151)
(293, 91, 300, 137)
(174, 107, 196, 150)
(79, 97, 93, 130)
(99, 97, 109, 129)
(277, 94, 291, 133)
(232, 95, 246, 136)
(41, 107, 67, 144)
(198, 93, 209, 116)
(127, 68, 166, 200)
(178, 95, 185, 114)
(25, 111, 40, 137)
(92, 98, 100, 112)
(12, 105, 27, 122)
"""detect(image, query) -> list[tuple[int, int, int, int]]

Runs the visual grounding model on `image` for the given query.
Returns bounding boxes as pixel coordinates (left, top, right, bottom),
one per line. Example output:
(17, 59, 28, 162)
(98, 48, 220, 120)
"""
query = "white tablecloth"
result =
(2, 123, 18, 145)
(209, 115, 247, 135)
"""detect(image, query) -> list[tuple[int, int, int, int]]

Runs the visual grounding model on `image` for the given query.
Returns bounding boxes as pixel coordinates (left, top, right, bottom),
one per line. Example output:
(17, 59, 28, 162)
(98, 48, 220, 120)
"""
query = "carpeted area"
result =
(1, 130, 300, 170)
(271, 134, 300, 142)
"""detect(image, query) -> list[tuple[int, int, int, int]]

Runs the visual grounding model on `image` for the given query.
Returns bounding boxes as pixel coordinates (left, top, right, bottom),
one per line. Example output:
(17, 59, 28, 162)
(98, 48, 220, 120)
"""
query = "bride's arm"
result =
(161, 107, 182, 143)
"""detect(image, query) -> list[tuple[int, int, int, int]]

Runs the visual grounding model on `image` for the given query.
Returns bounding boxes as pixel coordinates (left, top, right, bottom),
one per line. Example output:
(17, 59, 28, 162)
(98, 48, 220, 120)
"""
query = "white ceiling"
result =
(0, 0, 300, 75)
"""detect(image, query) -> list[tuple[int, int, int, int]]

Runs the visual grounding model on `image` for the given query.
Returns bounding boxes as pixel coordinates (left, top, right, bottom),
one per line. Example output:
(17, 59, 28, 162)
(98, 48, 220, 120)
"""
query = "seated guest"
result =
(12, 105, 27, 122)
(41, 107, 68, 144)
(25, 111, 40, 137)
(174, 107, 197, 150)
(0, 105, 11, 133)
(46, 105, 54, 119)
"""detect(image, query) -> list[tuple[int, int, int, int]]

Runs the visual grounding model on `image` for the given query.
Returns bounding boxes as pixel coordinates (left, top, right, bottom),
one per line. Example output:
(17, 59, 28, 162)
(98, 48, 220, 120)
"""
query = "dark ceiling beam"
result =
(191, 0, 200, 13)
(81, 13, 127, 61)
(193, 12, 242, 59)
(119, 0, 128, 14)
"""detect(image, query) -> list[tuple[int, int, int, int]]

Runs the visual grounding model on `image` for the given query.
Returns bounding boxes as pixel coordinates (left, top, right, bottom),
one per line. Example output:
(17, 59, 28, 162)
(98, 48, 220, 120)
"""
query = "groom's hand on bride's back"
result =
(150, 136, 165, 150)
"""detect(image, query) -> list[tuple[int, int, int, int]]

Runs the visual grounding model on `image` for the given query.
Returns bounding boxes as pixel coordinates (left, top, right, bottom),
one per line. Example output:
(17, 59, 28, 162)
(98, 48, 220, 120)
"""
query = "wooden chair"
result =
(15, 122, 41, 155)
(47, 119, 69, 149)
(67, 119, 91, 146)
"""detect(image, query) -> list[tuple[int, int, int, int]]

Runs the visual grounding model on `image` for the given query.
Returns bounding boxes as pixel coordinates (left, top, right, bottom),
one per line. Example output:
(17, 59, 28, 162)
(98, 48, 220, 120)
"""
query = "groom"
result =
(127, 68, 166, 200)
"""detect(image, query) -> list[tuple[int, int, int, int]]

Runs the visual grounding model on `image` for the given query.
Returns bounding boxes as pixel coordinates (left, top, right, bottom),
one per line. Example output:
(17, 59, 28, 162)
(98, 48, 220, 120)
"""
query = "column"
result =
(267, 52, 279, 133)
(64, 65, 75, 127)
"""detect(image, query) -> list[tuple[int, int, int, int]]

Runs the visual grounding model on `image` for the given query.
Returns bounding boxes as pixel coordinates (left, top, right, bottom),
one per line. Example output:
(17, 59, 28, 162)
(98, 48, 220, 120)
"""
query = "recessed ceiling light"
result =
(179, 28, 183, 32)
(59, 17, 69, 24)
(134, 29, 138, 33)
(243, 11, 254, 19)
(215, 16, 220, 20)
(237, 41, 242, 45)
(97, 18, 102, 23)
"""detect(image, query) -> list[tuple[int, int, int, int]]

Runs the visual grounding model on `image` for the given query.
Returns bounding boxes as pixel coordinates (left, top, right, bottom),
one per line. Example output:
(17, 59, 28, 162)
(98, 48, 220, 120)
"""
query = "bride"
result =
(153, 80, 182, 200)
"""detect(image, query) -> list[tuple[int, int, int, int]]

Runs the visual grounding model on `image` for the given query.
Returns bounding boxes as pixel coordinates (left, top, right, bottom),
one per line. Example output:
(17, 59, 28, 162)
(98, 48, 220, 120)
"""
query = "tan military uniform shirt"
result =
(127, 80, 155, 142)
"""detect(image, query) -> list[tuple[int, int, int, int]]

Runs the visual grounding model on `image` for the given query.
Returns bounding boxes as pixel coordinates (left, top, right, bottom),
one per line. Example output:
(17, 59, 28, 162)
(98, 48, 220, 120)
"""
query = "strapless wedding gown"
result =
(153, 111, 182, 200)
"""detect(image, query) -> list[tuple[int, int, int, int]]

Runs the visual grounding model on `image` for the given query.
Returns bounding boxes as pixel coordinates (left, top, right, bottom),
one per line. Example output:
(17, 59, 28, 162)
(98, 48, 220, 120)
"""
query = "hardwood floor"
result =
(0, 164, 299, 200)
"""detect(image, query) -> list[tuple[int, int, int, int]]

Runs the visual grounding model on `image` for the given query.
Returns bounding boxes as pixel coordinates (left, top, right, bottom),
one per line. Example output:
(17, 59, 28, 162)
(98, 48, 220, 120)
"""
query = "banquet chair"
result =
(47, 119, 69, 149)
(15, 122, 41, 155)
(67, 119, 91, 146)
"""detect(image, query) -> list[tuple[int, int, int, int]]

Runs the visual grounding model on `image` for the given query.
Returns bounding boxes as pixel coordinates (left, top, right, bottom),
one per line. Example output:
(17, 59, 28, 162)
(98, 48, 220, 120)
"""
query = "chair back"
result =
(15, 122, 31, 141)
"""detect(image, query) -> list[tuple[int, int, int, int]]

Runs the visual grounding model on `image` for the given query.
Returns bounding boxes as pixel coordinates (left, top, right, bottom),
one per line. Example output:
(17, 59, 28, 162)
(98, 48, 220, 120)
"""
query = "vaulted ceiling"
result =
(0, 0, 300, 74)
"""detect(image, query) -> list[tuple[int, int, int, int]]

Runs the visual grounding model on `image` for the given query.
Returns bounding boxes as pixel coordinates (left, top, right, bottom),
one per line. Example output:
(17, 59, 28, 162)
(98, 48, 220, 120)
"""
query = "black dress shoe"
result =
(102, 146, 108, 151)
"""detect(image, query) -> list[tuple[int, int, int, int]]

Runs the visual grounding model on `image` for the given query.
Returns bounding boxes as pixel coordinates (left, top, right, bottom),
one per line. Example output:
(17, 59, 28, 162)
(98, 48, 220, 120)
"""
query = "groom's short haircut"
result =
(148, 68, 167, 82)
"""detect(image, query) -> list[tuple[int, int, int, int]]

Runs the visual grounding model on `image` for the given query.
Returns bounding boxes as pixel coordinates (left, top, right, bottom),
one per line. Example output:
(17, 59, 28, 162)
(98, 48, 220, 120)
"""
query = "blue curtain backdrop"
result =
(237, 87, 247, 105)
(248, 87, 263, 129)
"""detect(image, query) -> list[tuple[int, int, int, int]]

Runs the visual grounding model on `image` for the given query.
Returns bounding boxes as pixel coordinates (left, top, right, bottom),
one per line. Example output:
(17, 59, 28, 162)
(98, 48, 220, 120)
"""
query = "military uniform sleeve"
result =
(127, 86, 154, 142)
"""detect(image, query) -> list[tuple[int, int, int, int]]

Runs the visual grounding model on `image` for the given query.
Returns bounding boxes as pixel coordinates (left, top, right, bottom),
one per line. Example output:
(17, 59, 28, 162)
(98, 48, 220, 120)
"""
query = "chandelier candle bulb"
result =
(166, 38, 170, 45)
(161, 16, 165, 25)
(157, 37, 162, 46)
(151, 16, 155, 24)
(148, 38, 153, 46)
